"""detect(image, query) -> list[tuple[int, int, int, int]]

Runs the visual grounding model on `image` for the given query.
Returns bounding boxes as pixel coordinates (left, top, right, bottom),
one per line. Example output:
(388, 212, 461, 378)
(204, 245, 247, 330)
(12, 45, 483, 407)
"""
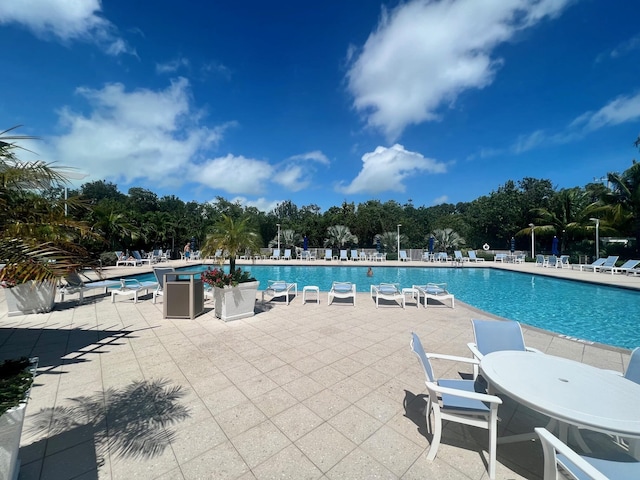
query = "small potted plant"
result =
(0, 356, 38, 480)
(201, 267, 259, 321)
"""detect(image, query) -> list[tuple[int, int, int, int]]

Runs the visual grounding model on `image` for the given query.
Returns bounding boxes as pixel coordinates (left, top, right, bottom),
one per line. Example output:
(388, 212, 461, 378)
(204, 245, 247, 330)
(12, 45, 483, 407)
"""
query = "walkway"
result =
(0, 258, 636, 479)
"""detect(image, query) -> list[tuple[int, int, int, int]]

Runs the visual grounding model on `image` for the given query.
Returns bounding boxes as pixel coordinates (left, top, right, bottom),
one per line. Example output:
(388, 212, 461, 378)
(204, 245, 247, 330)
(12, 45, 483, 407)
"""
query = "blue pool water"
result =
(126, 265, 640, 349)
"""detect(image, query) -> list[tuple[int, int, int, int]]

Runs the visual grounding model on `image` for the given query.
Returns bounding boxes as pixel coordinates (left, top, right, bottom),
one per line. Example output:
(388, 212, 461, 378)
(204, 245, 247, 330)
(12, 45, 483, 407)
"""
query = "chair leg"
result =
(488, 409, 498, 479)
(426, 404, 442, 461)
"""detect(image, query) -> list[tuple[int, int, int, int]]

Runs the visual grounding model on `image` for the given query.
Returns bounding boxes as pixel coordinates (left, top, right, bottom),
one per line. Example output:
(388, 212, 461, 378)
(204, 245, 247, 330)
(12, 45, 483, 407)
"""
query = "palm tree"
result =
(432, 228, 465, 253)
(374, 231, 407, 252)
(599, 161, 640, 254)
(0, 127, 98, 285)
(200, 214, 262, 272)
(324, 225, 358, 248)
(268, 229, 302, 249)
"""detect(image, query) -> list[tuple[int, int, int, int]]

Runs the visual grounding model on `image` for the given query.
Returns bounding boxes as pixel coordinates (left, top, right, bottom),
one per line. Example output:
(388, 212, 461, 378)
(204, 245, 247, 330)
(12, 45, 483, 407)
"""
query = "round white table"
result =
(480, 351, 640, 439)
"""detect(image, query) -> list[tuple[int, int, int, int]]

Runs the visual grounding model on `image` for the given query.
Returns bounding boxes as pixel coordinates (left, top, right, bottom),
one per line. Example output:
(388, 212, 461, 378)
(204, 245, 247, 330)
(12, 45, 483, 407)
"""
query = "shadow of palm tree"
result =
(29, 378, 190, 461)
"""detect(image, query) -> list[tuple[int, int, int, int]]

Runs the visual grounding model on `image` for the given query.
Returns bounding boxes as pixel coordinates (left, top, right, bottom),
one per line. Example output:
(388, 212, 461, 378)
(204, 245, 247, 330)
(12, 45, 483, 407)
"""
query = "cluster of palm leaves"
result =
(0, 127, 99, 286)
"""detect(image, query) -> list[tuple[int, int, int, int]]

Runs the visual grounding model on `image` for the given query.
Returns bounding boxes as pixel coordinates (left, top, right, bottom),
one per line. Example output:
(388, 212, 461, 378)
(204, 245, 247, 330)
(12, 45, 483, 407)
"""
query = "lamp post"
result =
(60, 170, 89, 216)
(589, 218, 600, 260)
(529, 223, 535, 258)
(397, 224, 401, 258)
(276, 223, 281, 253)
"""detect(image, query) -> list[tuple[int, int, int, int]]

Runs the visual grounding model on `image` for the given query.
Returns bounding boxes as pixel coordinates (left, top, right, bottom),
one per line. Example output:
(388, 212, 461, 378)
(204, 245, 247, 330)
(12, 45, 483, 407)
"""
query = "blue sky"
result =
(2, 0, 639, 212)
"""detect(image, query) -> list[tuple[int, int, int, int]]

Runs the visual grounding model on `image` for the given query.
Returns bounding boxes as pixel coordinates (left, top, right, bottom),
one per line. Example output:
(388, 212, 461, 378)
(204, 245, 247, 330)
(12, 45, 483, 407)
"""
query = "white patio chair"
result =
(467, 319, 541, 379)
(59, 271, 120, 304)
(410, 332, 502, 479)
(536, 427, 640, 480)
(262, 280, 297, 305)
(282, 249, 292, 260)
(328, 281, 356, 306)
(399, 250, 410, 261)
(339, 249, 348, 261)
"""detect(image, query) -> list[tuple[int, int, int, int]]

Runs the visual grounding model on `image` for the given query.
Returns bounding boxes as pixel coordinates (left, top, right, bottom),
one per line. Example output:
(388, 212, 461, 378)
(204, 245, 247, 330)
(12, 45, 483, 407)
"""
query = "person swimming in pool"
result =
(367, 267, 373, 277)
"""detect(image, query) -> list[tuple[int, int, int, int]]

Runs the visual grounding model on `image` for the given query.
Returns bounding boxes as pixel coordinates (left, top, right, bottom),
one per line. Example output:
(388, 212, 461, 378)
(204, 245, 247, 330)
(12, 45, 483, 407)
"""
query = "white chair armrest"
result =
(428, 352, 480, 366)
(427, 381, 502, 405)
(467, 343, 483, 361)
(535, 428, 610, 480)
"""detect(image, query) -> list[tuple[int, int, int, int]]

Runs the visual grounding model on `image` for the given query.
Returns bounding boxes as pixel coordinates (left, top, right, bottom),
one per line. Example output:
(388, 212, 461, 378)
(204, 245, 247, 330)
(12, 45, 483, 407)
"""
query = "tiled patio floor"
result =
(1, 260, 636, 480)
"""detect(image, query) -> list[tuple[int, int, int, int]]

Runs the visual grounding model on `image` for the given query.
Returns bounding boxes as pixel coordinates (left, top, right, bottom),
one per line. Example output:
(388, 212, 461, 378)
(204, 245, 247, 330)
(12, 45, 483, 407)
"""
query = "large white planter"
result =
(213, 281, 259, 322)
(0, 358, 37, 480)
(4, 280, 56, 317)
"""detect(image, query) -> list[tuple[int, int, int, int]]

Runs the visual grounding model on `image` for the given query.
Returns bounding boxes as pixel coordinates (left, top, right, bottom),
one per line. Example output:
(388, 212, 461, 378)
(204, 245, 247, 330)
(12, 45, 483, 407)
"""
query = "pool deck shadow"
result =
(0, 258, 637, 480)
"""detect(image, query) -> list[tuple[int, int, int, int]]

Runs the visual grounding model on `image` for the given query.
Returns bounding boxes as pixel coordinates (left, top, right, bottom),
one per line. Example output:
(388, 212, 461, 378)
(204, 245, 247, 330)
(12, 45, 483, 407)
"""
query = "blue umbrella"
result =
(376, 237, 381, 252)
(428, 236, 434, 253)
(303, 235, 308, 251)
(510, 237, 515, 253)
(551, 236, 559, 256)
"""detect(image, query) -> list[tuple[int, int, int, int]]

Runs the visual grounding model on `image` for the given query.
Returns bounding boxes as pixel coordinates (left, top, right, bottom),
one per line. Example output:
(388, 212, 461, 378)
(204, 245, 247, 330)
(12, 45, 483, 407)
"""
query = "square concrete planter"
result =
(0, 358, 38, 480)
(213, 280, 259, 321)
(4, 280, 56, 316)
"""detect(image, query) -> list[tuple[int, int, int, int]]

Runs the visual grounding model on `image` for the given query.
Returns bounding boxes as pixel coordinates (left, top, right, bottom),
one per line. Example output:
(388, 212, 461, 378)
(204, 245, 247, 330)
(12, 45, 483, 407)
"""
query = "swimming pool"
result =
(127, 265, 640, 349)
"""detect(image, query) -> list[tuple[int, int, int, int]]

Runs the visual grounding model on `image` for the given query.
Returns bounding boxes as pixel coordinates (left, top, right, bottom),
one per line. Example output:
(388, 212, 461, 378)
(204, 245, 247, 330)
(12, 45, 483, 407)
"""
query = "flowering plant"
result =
(201, 267, 255, 288)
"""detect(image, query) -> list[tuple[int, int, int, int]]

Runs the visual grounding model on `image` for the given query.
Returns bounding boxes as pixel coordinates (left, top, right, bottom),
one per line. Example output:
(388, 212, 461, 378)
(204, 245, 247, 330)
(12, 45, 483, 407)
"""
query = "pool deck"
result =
(1, 258, 638, 480)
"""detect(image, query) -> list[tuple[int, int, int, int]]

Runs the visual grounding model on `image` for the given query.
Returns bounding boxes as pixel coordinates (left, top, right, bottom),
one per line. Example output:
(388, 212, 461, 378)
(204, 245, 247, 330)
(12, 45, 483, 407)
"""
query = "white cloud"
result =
(432, 195, 449, 205)
(196, 154, 274, 194)
(273, 150, 331, 191)
(47, 78, 221, 186)
(0, 0, 133, 55)
(570, 92, 640, 132)
(156, 57, 190, 74)
(346, 0, 573, 140)
(230, 196, 282, 213)
(337, 144, 447, 194)
(512, 129, 547, 153)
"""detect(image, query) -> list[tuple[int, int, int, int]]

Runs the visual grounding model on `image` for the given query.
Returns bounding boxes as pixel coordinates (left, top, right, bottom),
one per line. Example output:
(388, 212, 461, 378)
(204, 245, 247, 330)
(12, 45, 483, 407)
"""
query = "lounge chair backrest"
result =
(454, 250, 463, 259)
(471, 319, 526, 356)
(410, 332, 435, 382)
(468, 251, 477, 259)
(351, 249, 358, 258)
(153, 267, 175, 288)
(333, 282, 352, 293)
(378, 283, 399, 294)
(64, 271, 85, 287)
(132, 250, 143, 260)
(625, 347, 640, 385)
(603, 256, 619, 266)
(325, 249, 332, 258)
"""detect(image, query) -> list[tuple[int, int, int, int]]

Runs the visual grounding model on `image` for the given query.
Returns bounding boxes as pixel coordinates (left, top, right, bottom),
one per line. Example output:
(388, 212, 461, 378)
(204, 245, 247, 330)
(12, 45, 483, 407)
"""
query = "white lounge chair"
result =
(111, 279, 159, 303)
(536, 427, 640, 480)
(115, 251, 141, 267)
(573, 257, 607, 272)
(467, 319, 541, 379)
(262, 280, 297, 305)
(410, 332, 502, 480)
(454, 250, 469, 262)
(494, 253, 507, 263)
(339, 249, 348, 261)
(544, 255, 558, 268)
(601, 259, 640, 275)
(370, 283, 405, 309)
(399, 250, 410, 261)
(270, 249, 281, 260)
(282, 249, 292, 260)
(467, 251, 484, 262)
(590, 255, 619, 273)
(412, 283, 454, 308)
(324, 249, 333, 261)
(559, 255, 570, 268)
(132, 250, 153, 266)
(58, 272, 120, 303)
(328, 281, 356, 306)
(152, 266, 176, 304)
(350, 249, 359, 261)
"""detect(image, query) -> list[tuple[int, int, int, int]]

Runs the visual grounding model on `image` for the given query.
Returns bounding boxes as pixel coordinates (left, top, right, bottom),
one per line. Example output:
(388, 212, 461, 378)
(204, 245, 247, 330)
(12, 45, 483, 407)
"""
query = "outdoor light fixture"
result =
(589, 218, 600, 260)
(528, 223, 535, 258)
(60, 170, 89, 217)
(276, 223, 281, 253)
(397, 224, 402, 258)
